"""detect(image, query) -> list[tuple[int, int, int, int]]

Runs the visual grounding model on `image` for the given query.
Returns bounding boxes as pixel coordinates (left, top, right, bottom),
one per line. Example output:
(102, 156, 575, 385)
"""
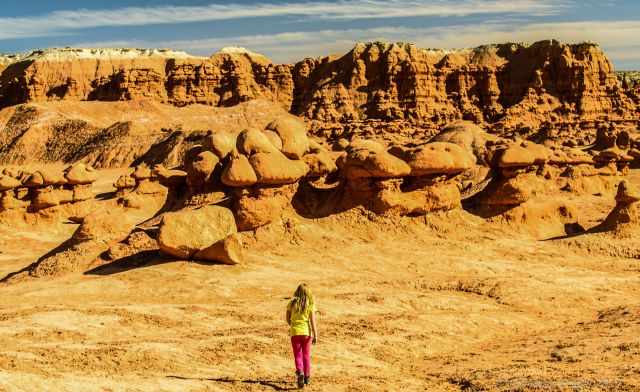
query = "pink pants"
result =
(290, 335, 312, 376)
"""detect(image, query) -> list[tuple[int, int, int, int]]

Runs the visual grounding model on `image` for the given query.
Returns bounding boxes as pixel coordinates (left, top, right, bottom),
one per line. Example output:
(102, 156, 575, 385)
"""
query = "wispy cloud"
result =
(73, 20, 640, 67)
(0, 0, 567, 40)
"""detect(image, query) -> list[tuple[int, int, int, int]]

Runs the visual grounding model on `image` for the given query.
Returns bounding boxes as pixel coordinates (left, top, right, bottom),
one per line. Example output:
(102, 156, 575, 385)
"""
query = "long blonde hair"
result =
(291, 283, 313, 314)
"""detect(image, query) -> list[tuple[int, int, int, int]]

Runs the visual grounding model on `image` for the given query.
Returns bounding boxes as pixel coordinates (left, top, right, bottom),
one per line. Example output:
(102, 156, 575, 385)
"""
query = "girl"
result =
(286, 283, 318, 388)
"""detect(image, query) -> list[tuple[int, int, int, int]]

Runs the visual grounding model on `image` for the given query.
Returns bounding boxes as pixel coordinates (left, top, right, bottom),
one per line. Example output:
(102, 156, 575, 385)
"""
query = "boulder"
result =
(432, 121, 491, 163)
(498, 142, 550, 168)
(194, 233, 245, 265)
(204, 131, 237, 159)
(65, 163, 97, 185)
(153, 165, 187, 187)
(236, 128, 280, 156)
(0, 191, 29, 211)
(132, 164, 153, 181)
(31, 188, 74, 210)
(265, 117, 310, 159)
(186, 150, 219, 188)
(158, 206, 237, 259)
(341, 147, 411, 179)
(114, 174, 136, 189)
(221, 151, 258, 187)
(263, 130, 284, 151)
(72, 184, 94, 202)
(25, 169, 67, 187)
(0, 175, 21, 191)
(249, 152, 309, 185)
(303, 151, 338, 177)
(405, 142, 474, 176)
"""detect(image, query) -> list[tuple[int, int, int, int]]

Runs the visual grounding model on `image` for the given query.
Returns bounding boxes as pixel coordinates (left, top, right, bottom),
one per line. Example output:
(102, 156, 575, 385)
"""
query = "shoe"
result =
(304, 376, 311, 385)
(296, 372, 305, 388)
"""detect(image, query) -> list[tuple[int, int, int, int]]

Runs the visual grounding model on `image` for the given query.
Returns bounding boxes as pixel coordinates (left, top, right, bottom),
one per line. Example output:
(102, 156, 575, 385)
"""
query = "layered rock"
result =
(0, 41, 636, 138)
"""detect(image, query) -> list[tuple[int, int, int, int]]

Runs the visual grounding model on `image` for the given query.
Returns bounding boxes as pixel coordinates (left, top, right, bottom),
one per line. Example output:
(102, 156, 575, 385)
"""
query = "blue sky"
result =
(1, 0, 639, 69)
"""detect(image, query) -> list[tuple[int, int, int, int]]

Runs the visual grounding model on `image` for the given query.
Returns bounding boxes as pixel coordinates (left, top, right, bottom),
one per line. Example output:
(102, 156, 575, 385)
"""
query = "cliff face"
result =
(291, 40, 636, 128)
(0, 41, 636, 131)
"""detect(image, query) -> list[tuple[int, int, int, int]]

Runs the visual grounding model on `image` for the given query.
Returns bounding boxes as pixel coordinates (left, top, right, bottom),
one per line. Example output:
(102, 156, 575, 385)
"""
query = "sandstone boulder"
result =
(0, 175, 21, 191)
(194, 233, 245, 265)
(31, 188, 74, 210)
(204, 131, 237, 159)
(114, 174, 136, 189)
(265, 117, 310, 159)
(158, 206, 237, 259)
(132, 164, 153, 181)
(498, 142, 550, 168)
(221, 151, 258, 187)
(263, 130, 284, 151)
(237, 128, 280, 156)
(249, 152, 309, 185)
(186, 150, 219, 188)
(405, 142, 474, 176)
(432, 121, 491, 163)
(65, 163, 97, 185)
(341, 147, 411, 179)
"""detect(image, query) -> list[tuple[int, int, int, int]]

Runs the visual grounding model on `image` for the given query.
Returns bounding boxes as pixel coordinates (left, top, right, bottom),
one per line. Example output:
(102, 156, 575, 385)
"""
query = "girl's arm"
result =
(286, 305, 291, 326)
(310, 310, 318, 344)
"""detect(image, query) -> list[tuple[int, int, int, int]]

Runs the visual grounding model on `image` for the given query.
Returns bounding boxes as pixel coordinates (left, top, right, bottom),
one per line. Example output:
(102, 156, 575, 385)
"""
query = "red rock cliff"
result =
(0, 41, 636, 131)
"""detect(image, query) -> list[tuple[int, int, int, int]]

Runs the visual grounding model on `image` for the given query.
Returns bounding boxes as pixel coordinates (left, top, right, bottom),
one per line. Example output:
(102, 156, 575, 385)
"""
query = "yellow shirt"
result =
(287, 299, 316, 336)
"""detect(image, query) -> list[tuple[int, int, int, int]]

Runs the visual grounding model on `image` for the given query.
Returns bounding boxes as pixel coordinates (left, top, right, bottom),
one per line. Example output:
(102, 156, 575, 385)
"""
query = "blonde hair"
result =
(291, 283, 313, 314)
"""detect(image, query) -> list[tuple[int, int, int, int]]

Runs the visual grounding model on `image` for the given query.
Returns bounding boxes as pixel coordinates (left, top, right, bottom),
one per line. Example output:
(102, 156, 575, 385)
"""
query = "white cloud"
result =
(0, 0, 567, 40)
(72, 20, 640, 68)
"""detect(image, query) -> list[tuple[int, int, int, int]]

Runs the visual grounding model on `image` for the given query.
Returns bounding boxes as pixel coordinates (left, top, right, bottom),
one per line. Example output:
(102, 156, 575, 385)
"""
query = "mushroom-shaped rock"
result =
(194, 233, 245, 265)
(24, 171, 45, 188)
(153, 165, 187, 187)
(549, 147, 594, 165)
(132, 164, 153, 181)
(186, 150, 219, 187)
(72, 185, 94, 202)
(341, 147, 411, 179)
(249, 152, 309, 185)
(0, 175, 22, 191)
(304, 151, 338, 177)
(114, 174, 136, 189)
(0, 191, 28, 211)
(405, 142, 474, 176)
(237, 128, 280, 156)
(347, 139, 386, 153)
(204, 131, 237, 159)
(498, 142, 550, 168)
(432, 121, 491, 163)
(263, 130, 284, 151)
(595, 147, 634, 163)
(265, 117, 310, 159)
(221, 151, 258, 187)
(158, 206, 237, 259)
(65, 163, 97, 185)
(615, 180, 640, 204)
(32, 189, 74, 210)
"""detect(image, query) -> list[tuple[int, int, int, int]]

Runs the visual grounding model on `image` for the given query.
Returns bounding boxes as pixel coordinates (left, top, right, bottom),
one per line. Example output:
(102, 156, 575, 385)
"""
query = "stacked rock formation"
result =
(0, 163, 97, 213)
(594, 180, 640, 237)
(0, 41, 636, 134)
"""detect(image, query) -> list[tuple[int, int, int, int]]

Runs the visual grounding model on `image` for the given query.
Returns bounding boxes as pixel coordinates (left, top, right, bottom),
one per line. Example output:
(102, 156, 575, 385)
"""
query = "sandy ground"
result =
(0, 171, 639, 391)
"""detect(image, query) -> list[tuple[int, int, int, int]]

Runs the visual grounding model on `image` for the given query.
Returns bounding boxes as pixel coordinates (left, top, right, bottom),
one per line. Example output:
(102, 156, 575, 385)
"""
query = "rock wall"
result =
(0, 41, 637, 131)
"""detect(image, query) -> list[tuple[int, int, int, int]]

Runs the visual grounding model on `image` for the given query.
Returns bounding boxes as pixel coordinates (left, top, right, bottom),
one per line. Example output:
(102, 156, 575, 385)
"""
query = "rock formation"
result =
(0, 163, 98, 213)
(0, 41, 636, 146)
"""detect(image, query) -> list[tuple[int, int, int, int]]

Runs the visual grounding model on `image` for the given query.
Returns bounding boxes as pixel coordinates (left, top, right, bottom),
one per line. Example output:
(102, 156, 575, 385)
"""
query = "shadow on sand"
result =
(84, 250, 233, 276)
(166, 375, 297, 391)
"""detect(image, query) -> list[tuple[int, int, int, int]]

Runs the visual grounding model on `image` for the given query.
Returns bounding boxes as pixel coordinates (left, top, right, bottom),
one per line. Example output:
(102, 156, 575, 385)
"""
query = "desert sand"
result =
(0, 40, 638, 391)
